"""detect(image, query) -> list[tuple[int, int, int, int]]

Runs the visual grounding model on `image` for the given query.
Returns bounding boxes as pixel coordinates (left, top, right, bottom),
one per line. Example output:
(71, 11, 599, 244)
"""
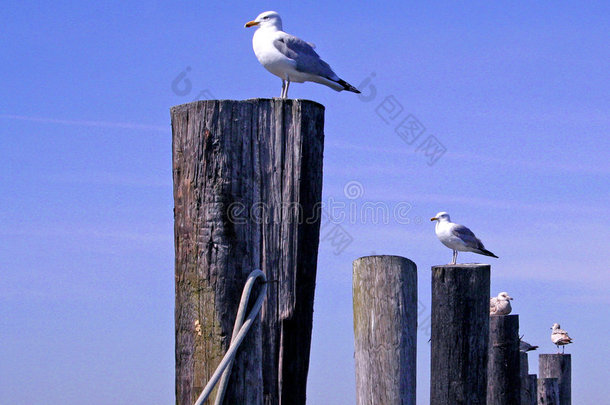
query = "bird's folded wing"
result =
(451, 224, 483, 248)
(273, 34, 338, 80)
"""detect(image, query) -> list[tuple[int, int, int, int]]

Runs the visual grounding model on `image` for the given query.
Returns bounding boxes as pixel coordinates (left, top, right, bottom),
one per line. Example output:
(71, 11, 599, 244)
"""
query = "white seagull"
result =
(430, 212, 498, 264)
(551, 323, 573, 353)
(245, 11, 360, 98)
(490, 292, 513, 315)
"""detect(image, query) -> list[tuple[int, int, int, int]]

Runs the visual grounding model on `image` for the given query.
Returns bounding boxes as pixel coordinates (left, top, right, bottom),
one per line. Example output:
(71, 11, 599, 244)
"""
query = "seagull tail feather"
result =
(477, 248, 499, 258)
(336, 79, 361, 94)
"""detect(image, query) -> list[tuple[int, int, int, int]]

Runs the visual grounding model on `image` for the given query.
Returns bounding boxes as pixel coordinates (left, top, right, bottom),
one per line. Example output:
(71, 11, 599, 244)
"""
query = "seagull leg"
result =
(281, 80, 286, 98)
(284, 79, 290, 99)
(451, 250, 457, 265)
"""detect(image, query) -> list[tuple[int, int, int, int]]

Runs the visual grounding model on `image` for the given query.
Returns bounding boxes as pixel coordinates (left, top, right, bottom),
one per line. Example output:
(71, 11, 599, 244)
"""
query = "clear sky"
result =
(1, 1, 609, 404)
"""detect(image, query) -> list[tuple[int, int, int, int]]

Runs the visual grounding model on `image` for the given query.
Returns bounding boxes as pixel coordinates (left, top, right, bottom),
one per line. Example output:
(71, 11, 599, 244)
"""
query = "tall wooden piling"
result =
(353, 256, 417, 405)
(172, 99, 325, 405)
(430, 264, 490, 405)
(520, 352, 529, 404)
(520, 352, 537, 405)
(537, 378, 560, 405)
(487, 314, 521, 404)
(539, 354, 571, 405)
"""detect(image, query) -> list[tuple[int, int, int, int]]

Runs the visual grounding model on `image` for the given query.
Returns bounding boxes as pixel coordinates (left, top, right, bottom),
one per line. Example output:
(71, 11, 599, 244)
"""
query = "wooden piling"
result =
(430, 264, 490, 405)
(520, 351, 529, 375)
(487, 314, 521, 404)
(353, 255, 417, 405)
(537, 378, 560, 405)
(172, 99, 325, 405)
(526, 375, 537, 405)
(520, 352, 529, 402)
(520, 352, 536, 405)
(539, 354, 571, 405)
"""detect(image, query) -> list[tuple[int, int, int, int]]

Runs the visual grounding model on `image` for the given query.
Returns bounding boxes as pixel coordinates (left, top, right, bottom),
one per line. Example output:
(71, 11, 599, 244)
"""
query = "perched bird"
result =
(519, 336, 539, 352)
(551, 323, 573, 353)
(245, 11, 360, 98)
(430, 212, 498, 264)
(490, 292, 513, 315)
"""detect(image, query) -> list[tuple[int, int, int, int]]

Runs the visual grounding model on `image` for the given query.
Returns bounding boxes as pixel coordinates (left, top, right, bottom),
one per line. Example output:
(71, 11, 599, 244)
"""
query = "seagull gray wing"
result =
(273, 34, 339, 80)
(451, 224, 485, 249)
(519, 340, 538, 352)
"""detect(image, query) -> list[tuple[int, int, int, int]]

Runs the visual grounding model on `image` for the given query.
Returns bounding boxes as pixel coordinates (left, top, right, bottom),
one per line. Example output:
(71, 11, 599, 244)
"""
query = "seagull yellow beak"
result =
(245, 21, 259, 28)
(430, 217, 438, 221)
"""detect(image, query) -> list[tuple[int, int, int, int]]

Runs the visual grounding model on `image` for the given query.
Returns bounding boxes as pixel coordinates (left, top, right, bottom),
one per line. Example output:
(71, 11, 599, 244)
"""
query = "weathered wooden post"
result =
(539, 354, 571, 405)
(353, 255, 417, 405)
(526, 375, 538, 405)
(520, 352, 537, 405)
(171, 99, 325, 405)
(537, 378, 560, 405)
(430, 264, 490, 405)
(520, 352, 529, 404)
(487, 314, 521, 404)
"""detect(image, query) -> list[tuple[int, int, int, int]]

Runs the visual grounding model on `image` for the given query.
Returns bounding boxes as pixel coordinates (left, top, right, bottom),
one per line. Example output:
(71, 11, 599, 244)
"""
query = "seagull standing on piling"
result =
(490, 292, 513, 315)
(430, 212, 498, 265)
(245, 11, 361, 98)
(551, 323, 573, 353)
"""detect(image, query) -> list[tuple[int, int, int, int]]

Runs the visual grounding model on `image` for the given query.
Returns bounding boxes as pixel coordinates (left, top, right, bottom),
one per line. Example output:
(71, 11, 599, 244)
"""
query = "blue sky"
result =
(1, 1, 609, 404)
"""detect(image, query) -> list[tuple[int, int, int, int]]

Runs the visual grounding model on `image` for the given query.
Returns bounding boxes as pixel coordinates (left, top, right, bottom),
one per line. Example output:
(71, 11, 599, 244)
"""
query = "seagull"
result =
(245, 11, 361, 98)
(551, 323, 573, 353)
(430, 212, 498, 264)
(490, 292, 513, 315)
(519, 336, 539, 352)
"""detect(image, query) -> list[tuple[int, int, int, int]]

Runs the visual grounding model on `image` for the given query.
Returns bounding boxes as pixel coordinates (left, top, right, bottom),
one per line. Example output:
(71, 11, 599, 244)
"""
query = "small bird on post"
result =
(430, 212, 498, 264)
(551, 323, 573, 353)
(490, 291, 513, 315)
(245, 11, 361, 98)
(519, 336, 539, 352)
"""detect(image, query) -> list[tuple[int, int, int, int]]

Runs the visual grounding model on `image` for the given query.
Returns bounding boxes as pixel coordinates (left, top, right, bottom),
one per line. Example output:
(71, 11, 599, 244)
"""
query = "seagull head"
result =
(551, 323, 560, 330)
(430, 212, 450, 222)
(245, 11, 282, 30)
(497, 292, 513, 301)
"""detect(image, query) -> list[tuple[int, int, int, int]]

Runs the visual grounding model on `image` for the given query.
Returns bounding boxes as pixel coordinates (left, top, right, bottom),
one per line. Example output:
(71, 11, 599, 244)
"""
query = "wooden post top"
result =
(432, 263, 492, 268)
(170, 98, 325, 112)
(354, 254, 417, 264)
(540, 353, 572, 359)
